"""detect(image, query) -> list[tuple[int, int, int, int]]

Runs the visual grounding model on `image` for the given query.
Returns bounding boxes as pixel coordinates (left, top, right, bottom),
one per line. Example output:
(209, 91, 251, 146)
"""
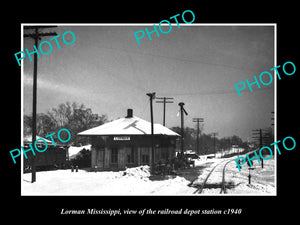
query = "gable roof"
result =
(78, 116, 179, 136)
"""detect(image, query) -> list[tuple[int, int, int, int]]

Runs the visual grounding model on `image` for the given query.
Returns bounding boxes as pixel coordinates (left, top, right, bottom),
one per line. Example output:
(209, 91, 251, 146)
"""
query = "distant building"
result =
(78, 109, 180, 170)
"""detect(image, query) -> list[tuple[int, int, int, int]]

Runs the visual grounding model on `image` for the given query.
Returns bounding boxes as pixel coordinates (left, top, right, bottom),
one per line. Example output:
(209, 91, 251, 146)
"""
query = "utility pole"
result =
(211, 132, 218, 158)
(178, 102, 188, 155)
(146, 92, 156, 171)
(24, 26, 57, 183)
(192, 118, 204, 155)
(155, 97, 174, 126)
(252, 129, 263, 168)
(271, 111, 275, 155)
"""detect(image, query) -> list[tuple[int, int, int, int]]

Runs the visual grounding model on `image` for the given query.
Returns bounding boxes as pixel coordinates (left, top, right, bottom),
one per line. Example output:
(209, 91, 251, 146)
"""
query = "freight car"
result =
(23, 135, 68, 172)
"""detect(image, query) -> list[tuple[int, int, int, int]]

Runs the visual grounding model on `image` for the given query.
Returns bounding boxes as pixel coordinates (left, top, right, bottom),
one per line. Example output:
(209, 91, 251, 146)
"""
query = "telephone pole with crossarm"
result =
(24, 26, 57, 183)
(155, 96, 174, 126)
(192, 118, 204, 155)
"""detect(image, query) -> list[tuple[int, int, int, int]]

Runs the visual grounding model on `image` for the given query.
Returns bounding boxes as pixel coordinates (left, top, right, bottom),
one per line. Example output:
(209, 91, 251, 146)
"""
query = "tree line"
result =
(24, 101, 273, 153)
(24, 102, 108, 146)
(170, 126, 249, 155)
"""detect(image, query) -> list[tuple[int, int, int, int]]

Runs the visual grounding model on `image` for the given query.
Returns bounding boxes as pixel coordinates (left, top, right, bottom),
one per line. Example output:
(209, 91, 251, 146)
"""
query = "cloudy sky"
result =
(23, 24, 275, 140)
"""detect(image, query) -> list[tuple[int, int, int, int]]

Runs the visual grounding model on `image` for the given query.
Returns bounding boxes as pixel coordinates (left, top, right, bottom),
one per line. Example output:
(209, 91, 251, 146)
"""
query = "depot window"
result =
(111, 148, 118, 164)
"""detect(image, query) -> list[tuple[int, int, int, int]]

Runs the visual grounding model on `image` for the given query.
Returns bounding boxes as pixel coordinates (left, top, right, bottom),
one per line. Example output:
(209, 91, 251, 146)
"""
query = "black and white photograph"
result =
(21, 24, 276, 196)
(4, 5, 298, 221)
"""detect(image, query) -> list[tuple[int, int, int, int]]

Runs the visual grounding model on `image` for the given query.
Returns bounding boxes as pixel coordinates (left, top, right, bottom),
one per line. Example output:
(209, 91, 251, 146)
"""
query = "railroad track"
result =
(192, 158, 234, 194)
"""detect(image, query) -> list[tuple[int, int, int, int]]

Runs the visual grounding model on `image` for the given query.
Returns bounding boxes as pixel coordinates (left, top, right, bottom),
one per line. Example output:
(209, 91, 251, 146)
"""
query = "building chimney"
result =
(126, 109, 133, 118)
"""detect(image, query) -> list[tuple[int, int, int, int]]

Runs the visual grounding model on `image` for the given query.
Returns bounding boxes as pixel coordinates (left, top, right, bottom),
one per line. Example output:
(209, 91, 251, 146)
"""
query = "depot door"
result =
(110, 148, 118, 169)
(96, 149, 104, 168)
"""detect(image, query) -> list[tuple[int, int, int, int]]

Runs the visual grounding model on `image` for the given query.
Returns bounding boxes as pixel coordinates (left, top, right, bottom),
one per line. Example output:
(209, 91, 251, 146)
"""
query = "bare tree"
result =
(24, 101, 108, 145)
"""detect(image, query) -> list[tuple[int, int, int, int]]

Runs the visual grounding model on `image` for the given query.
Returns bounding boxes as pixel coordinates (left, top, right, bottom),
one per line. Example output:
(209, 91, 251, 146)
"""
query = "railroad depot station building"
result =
(78, 109, 180, 170)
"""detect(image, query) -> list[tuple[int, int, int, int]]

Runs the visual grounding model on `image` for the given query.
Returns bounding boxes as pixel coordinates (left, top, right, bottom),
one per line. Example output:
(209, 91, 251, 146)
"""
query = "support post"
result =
(147, 92, 156, 171)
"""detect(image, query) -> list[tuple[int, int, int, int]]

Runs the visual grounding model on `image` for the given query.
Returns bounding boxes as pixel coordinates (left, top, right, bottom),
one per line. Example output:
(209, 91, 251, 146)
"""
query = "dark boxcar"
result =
(23, 145, 68, 172)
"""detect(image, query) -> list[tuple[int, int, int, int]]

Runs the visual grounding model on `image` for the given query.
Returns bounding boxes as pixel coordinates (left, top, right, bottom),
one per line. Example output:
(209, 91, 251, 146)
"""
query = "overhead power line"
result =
(96, 45, 264, 74)
(160, 86, 274, 97)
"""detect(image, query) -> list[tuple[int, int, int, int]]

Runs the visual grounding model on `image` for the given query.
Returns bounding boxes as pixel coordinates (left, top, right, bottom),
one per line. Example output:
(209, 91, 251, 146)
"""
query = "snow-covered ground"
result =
(22, 165, 196, 195)
(192, 157, 275, 195)
(21, 157, 276, 196)
(224, 157, 275, 195)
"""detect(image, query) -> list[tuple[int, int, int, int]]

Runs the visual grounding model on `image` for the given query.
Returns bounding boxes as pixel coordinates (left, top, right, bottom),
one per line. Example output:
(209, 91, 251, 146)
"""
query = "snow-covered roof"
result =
(68, 144, 91, 159)
(78, 116, 179, 136)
